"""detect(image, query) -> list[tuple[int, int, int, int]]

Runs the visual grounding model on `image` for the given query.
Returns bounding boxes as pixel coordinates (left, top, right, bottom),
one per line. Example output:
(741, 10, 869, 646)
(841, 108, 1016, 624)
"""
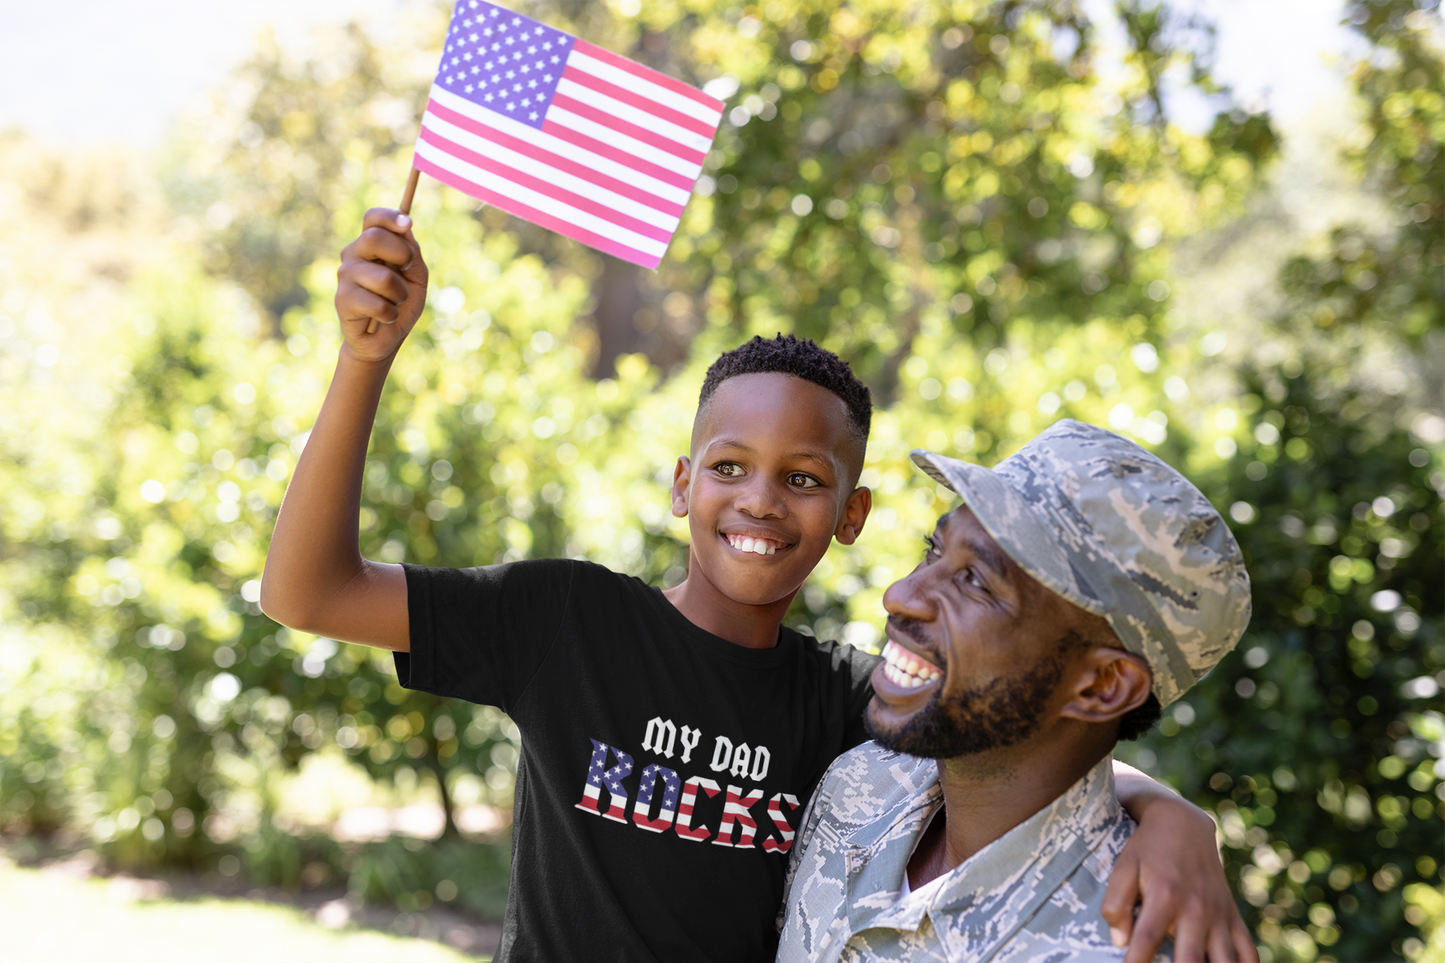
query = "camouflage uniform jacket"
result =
(776, 743, 1158, 963)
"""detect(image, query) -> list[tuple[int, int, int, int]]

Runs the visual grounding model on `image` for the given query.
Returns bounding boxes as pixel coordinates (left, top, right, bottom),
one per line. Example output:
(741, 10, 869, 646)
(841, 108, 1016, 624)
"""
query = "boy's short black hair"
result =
(698, 334, 872, 442)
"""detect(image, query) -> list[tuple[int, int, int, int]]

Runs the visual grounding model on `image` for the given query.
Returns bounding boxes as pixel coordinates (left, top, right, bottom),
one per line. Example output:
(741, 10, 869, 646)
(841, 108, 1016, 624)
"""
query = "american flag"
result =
(415, 0, 726, 269)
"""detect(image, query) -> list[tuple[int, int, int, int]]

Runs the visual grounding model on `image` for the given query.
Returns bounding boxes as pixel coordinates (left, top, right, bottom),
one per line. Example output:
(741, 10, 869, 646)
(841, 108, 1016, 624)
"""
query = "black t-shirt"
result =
(394, 559, 877, 963)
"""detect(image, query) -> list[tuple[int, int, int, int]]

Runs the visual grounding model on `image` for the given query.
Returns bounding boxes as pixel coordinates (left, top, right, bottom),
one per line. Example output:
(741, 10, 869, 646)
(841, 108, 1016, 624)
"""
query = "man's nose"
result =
(883, 567, 938, 622)
(734, 474, 788, 519)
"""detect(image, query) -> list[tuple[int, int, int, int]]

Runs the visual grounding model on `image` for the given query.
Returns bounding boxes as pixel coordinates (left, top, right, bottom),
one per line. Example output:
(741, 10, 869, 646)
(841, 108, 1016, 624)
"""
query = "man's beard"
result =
(865, 655, 1066, 759)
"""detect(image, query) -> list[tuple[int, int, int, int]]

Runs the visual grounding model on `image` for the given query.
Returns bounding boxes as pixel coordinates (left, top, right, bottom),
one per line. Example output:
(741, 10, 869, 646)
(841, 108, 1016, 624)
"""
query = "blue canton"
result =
(439, 0, 576, 129)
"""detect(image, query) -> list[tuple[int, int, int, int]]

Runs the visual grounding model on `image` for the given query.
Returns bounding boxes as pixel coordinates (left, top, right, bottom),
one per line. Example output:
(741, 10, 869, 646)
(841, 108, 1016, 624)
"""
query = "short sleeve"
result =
(840, 648, 880, 750)
(393, 558, 576, 713)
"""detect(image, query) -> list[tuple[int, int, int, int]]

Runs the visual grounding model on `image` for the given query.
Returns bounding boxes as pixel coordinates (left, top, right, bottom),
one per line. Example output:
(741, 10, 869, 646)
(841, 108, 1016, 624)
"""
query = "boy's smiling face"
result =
(671, 372, 871, 612)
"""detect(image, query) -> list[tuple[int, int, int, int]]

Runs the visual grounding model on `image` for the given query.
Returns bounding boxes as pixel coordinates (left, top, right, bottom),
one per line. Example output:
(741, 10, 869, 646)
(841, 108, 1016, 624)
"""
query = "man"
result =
(776, 419, 1258, 963)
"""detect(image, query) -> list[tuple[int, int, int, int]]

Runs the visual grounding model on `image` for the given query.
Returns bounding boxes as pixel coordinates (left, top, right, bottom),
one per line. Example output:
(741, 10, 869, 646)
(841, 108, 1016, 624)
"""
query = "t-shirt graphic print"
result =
(395, 559, 877, 963)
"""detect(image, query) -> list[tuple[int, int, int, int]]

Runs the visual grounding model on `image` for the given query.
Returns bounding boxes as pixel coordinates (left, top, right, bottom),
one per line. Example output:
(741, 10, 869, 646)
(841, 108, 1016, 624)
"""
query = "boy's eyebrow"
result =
(708, 439, 836, 470)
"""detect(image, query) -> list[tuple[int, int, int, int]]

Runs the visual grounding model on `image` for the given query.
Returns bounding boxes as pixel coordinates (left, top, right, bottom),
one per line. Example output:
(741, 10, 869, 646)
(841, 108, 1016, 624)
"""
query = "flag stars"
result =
(528, 44, 537, 54)
(513, 83, 523, 92)
(468, 32, 478, 42)
(550, 54, 560, 64)
(505, 69, 516, 79)
(483, 27, 493, 38)
(542, 40, 553, 51)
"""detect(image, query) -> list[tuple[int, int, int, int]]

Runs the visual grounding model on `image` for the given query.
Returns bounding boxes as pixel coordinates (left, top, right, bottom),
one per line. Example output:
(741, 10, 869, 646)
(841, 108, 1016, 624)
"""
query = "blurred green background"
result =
(1, 0, 1440, 960)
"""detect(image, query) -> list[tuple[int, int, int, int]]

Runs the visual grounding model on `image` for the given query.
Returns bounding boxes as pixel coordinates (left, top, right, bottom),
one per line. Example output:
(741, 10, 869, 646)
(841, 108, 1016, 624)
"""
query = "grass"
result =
(0, 859, 484, 963)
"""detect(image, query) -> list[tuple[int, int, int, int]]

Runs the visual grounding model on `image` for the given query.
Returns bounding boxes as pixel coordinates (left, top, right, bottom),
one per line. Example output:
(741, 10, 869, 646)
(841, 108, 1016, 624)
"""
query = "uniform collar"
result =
(842, 755, 1122, 963)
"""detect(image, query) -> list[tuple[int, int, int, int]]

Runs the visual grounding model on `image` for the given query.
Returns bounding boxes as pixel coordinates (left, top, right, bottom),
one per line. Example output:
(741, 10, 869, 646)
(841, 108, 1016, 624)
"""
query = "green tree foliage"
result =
(1113, 5, 1445, 960)
(0, 1, 1439, 955)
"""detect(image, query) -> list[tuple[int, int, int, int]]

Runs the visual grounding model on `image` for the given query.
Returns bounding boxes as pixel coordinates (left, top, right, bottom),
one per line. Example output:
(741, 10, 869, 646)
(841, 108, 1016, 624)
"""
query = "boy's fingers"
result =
(1168, 913, 1205, 963)
(1100, 855, 1140, 946)
(1207, 925, 1239, 962)
(337, 284, 399, 326)
(361, 206, 414, 234)
(1232, 920, 1259, 963)
(346, 260, 409, 306)
(1122, 897, 1171, 963)
(346, 226, 415, 270)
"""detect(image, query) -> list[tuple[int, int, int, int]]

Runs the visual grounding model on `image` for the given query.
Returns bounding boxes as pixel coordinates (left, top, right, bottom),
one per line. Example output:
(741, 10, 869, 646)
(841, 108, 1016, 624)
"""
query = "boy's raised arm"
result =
(259, 208, 429, 652)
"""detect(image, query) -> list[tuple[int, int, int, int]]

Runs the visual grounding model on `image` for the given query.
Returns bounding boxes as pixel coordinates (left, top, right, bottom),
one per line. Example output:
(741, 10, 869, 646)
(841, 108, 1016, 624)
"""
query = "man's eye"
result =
(788, 472, 820, 489)
(961, 567, 987, 590)
(922, 537, 940, 561)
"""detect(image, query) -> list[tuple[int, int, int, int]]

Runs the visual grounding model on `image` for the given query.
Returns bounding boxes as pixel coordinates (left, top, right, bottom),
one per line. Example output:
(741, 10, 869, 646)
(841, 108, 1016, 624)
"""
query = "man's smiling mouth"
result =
(881, 639, 943, 688)
(722, 532, 789, 556)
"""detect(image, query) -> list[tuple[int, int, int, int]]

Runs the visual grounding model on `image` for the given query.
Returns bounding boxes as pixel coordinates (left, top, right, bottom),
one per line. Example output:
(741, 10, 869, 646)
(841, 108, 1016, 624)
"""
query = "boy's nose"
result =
(734, 476, 788, 519)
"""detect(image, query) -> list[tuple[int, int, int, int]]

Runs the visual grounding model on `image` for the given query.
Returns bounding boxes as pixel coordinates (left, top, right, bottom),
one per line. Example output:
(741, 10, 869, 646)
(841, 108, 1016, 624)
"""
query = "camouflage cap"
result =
(911, 419, 1251, 706)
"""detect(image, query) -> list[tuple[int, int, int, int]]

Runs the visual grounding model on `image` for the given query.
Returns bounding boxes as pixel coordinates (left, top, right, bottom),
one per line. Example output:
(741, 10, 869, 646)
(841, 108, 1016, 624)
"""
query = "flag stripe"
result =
(551, 93, 708, 167)
(422, 102, 685, 221)
(418, 126, 674, 242)
(562, 62, 719, 137)
(544, 107, 701, 181)
(428, 86, 692, 205)
(573, 39, 724, 112)
(555, 79, 713, 154)
(415, 150, 664, 269)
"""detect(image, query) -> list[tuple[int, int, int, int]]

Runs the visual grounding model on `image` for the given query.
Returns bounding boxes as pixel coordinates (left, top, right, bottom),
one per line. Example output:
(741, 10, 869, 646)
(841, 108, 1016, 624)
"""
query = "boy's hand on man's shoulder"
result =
(336, 208, 429, 363)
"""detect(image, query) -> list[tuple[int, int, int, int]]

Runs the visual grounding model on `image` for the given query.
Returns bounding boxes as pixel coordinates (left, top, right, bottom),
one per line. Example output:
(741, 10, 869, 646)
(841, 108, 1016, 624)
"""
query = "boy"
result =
(262, 209, 1244, 962)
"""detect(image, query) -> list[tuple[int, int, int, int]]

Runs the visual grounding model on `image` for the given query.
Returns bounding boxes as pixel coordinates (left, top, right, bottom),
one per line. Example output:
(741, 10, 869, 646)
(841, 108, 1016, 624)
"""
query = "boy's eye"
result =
(715, 462, 744, 477)
(787, 472, 821, 489)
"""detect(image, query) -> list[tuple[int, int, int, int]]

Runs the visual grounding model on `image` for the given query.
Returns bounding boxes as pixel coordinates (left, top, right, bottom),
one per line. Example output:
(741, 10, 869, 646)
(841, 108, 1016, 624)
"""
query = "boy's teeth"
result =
(728, 534, 780, 555)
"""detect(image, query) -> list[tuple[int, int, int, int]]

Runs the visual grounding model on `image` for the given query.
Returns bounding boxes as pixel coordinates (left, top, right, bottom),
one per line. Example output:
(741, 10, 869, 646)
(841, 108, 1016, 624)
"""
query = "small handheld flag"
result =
(413, 0, 725, 270)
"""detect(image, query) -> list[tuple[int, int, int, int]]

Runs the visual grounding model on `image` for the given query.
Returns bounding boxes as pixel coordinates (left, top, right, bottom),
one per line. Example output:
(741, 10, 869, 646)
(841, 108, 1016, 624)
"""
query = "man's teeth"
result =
(882, 639, 942, 688)
(727, 534, 778, 556)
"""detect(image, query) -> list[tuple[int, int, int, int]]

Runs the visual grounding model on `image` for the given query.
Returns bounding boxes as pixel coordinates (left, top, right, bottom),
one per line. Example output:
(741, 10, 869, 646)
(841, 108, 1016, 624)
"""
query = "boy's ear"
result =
(1057, 648, 1152, 725)
(833, 486, 872, 545)
(670, 456, 692, 518)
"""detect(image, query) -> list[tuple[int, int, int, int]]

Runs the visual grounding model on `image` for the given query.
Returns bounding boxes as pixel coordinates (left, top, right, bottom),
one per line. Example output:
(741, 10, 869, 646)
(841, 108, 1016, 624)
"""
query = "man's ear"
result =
(670, 456, 692, 519)
(834, 486, 872, 545)
(1058, 648, 1153, 724)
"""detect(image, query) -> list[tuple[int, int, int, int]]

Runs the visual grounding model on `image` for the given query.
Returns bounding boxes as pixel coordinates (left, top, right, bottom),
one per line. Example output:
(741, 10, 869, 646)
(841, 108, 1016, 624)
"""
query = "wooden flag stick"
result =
(366, 166, 423, 334)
